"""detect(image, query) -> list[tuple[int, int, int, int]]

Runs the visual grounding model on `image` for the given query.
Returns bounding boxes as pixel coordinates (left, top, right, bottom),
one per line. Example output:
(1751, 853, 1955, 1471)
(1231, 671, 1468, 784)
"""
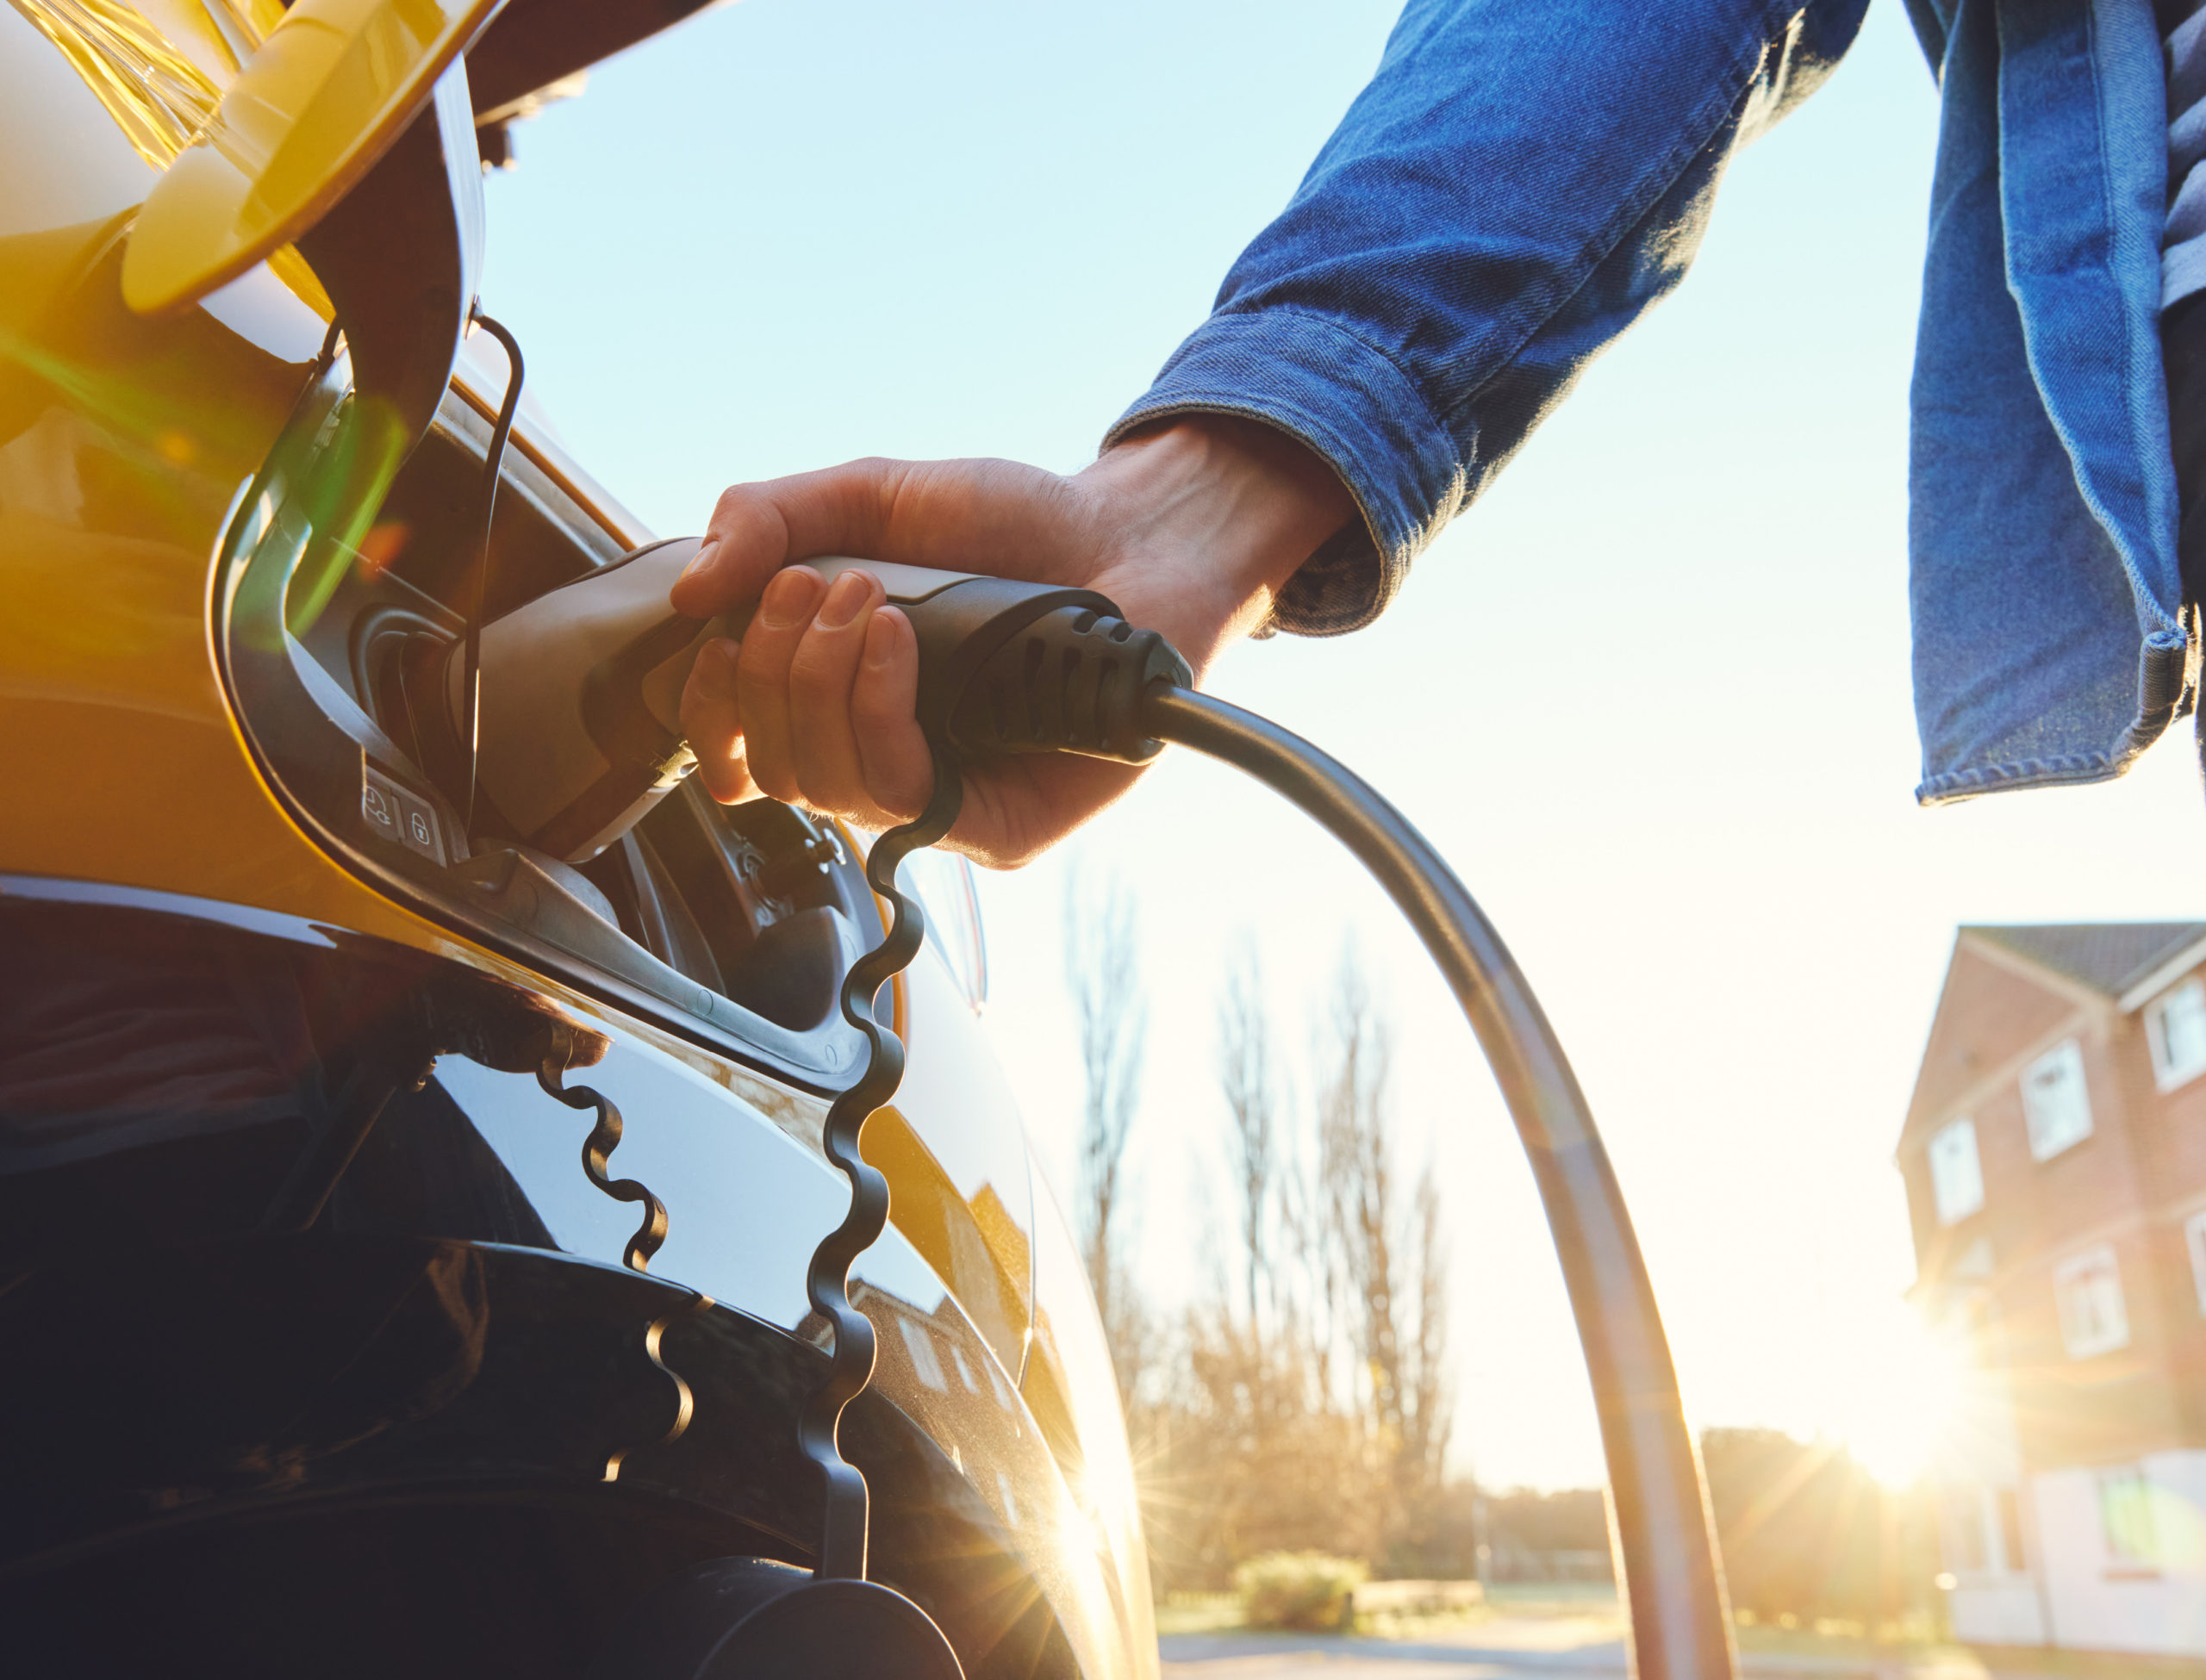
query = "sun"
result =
(1820, 1300, 1973, 1487)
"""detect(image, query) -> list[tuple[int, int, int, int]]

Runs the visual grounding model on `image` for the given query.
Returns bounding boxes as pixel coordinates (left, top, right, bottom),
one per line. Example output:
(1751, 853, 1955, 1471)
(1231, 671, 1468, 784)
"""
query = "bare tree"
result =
(1314, 954, 1456, 1559)
(1318, 956, 1402, 1447)
(1218, 943, 1279, 1336)
(1398, 1159, 1454, 1542)
(1064, 869, 1146, 1372)
(1137, 940, 1461, 1585)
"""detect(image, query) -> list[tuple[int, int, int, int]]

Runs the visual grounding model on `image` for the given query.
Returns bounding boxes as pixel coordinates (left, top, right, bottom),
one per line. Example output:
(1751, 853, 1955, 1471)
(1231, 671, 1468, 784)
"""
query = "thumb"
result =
(670, 457, 914, 618)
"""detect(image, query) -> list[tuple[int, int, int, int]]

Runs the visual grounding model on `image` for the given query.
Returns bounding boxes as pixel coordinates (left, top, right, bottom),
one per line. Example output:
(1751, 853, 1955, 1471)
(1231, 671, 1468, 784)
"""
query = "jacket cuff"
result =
(1103, 308, 1461, 637)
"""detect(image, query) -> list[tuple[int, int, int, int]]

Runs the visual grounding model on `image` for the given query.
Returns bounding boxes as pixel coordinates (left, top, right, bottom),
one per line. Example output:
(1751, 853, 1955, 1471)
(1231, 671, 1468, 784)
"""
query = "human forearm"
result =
(1115, 0, 1872, 636)
(1069, 415, 1358, 669)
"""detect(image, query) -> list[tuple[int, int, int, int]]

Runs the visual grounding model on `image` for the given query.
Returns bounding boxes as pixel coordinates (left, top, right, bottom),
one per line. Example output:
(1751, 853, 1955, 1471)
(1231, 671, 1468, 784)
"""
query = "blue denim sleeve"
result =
(1108, 0, 1871, 635)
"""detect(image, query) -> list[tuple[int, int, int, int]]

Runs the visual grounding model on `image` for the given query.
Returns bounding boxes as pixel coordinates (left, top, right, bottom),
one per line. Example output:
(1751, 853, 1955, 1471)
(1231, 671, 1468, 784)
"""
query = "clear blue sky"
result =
(477, 0, 2206, 1490)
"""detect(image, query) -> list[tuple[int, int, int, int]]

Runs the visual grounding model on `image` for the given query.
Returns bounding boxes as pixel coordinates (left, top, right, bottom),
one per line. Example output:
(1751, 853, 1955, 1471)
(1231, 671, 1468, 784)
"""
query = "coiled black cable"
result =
(538, 1053, 713, 1482)
(798, 743, 968, 1584)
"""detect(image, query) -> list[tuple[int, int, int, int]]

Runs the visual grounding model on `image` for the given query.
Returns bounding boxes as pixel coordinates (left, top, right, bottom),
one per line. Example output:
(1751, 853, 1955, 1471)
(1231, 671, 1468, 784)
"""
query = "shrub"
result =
(1234, 1552, 1368, 1632)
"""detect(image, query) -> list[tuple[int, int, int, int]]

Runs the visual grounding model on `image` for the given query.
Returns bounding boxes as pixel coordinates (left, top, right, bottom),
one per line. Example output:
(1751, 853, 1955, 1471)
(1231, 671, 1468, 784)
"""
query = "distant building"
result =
(1898, 924, 2206, 1656)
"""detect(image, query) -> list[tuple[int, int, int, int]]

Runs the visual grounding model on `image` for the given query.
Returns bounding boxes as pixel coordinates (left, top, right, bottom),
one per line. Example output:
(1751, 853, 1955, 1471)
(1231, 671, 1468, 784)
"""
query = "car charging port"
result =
(212, 352, 884, 1092)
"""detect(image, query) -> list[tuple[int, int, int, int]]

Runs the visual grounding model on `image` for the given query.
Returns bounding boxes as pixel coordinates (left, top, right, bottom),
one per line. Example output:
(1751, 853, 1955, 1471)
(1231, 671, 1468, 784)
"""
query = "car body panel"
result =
(1025, 1175, 1158, 1664)
(866, 943, 1038, 1377)
(0, 1230, 1072, 1674)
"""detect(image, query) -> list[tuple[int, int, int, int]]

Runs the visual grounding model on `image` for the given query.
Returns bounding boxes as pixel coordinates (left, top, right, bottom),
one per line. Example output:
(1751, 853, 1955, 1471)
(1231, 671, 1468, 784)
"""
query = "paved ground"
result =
(1158, 1621, 2013, 1680)
(1160, 1619, 1625, 1679)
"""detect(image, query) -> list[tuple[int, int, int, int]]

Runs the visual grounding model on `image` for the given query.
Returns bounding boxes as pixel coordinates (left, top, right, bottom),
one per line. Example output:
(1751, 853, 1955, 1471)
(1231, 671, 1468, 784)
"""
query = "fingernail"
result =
(817, 569, 870, 629)
(696, 637, 741, 692)
(679, 538, 720, 582)
(863, 613, 898, 669)
(760, 566, 821, 629)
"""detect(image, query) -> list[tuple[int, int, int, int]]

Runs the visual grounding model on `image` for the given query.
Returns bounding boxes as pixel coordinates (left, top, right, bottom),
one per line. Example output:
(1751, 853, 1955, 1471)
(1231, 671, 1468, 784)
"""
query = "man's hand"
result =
(670, 417, 1355, 867)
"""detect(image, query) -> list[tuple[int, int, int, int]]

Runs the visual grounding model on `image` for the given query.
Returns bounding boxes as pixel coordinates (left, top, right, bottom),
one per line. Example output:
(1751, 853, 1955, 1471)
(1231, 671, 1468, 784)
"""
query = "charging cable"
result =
(855, 593, 1739, 1680)
(458, 545, 1738, 1677)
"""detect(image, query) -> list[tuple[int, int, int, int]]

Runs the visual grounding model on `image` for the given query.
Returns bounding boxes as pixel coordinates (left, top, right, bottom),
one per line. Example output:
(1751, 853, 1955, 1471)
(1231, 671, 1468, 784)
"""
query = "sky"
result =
(474, 0, 2206, 1490)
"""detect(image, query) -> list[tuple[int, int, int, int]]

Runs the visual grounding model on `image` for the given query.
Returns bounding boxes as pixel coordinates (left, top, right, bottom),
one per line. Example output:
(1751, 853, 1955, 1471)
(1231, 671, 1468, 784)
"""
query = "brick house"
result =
(1898, 924, 2206, 1655)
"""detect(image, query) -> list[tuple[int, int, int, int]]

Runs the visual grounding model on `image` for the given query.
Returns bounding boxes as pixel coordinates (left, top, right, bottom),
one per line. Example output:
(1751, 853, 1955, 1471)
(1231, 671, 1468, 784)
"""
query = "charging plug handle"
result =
(633, 544, 1193, 767)
(454, 540, 1187, 862)
(718, 552, 1190, 765)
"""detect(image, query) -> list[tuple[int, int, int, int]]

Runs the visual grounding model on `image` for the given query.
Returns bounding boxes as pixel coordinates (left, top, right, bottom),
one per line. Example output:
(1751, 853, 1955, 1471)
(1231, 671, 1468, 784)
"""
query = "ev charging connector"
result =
(443, 535, 1187, 862)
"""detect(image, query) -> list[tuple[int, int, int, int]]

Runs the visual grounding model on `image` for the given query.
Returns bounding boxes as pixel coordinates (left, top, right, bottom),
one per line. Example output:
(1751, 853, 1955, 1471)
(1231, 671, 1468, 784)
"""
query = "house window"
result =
(2098, 1467, 2158, 1568)
(1929, 1118, 1985, 1225)
(2055, 1245, 2130, 1358)
(2188, 1210, 2206, 1315)
(2022, 1039, 2093, 1160)
(896, 1316, 948, 1391)
(2148, 979, 2206, 1092)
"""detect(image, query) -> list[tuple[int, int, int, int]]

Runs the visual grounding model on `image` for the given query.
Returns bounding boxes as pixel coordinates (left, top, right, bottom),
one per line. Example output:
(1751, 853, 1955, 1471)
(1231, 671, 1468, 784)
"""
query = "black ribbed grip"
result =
(946, 604, 1190, 763)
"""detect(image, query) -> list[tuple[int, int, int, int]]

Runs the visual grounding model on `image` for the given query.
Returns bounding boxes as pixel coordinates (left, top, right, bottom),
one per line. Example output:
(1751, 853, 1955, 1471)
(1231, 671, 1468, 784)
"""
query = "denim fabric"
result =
(2162, 6, 2206, 304)
(1910, 0, 2187, 798)
(1111, 0, 2194, 804)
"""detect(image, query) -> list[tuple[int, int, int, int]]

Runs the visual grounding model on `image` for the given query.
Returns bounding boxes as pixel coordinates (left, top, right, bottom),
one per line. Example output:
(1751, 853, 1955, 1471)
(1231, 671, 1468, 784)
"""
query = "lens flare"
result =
(1825, 1302, 1972, 1487)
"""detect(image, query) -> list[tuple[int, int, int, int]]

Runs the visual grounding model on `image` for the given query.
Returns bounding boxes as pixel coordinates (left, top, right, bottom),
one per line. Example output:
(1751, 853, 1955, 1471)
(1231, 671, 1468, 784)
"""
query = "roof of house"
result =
(1964, 923, 2206, 998)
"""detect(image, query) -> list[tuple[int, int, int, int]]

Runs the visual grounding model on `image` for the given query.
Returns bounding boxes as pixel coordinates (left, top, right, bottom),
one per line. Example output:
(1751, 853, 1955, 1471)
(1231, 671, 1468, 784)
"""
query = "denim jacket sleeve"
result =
(1906, 0, 2187, 805)
(1107, 0, 1871, 637)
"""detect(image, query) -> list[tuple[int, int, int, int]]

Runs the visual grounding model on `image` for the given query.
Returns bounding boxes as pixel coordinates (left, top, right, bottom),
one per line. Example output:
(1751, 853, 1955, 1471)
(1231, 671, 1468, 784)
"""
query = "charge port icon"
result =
(361, 762, 448, 865)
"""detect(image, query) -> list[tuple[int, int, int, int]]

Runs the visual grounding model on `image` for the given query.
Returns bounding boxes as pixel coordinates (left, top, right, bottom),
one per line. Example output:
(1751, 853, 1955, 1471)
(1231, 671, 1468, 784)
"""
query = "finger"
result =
(671, 454, 1086, 619)
(734, 565, 826, 803)
(851, 608, 932, 821)
(680, 638, 757, 803)
(672, 457, 913, 619)
(785, 569, 887, 816)
(671, 485, 788, 619)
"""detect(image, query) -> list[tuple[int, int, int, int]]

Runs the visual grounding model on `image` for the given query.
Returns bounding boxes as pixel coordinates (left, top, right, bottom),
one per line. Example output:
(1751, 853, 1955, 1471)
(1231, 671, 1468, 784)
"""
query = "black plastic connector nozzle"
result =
(944, 602, 1189, 763)
(459, 543, 1190, 861)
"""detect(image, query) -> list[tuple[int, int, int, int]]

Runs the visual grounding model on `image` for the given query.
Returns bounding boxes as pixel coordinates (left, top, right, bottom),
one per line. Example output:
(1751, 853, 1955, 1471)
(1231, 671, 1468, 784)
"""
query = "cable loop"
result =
(798, 741, 964, 1584)
(539, 1053, 669, 1272)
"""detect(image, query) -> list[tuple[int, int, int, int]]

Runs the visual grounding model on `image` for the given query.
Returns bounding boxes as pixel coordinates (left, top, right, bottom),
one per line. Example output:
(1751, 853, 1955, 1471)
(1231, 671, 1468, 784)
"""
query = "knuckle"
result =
(707, 485, 789, 559)
(736, 633, 795, 688)
(851, 683, 909, 731)
(751, 762, 801, 804)
(876, 779, 929, 824)
(682, 713, 727, 756)
(702, 764, 751, 803)
(693, 641, 741, 697)
(681, 678, 735, 732)
(791, 761, 855, 815)
(787, 643, 852, 704)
